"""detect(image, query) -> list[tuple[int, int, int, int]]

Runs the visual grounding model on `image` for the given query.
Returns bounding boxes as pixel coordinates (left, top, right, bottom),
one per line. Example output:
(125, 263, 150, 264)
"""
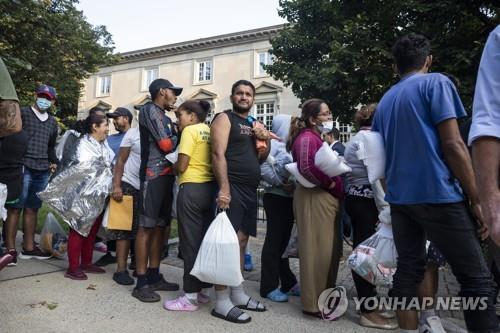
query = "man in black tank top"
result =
(210, 80, 271, 322)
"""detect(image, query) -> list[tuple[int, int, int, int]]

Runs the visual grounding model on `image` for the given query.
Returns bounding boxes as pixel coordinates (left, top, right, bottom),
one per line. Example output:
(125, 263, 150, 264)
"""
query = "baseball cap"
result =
(106, 107, 133, 122)
(149, 78, 183, 97)
(35, 84, 57, 100)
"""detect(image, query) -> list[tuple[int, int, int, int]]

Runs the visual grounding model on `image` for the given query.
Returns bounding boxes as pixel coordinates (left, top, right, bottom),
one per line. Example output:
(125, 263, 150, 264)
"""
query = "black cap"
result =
(149, 78, 183, 97)
(106, 107, 133, 122)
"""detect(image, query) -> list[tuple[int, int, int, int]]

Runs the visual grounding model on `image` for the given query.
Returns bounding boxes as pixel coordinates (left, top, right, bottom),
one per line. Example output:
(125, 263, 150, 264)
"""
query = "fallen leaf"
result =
(86, 284, 97, 290)
(47, 303, 58, 310)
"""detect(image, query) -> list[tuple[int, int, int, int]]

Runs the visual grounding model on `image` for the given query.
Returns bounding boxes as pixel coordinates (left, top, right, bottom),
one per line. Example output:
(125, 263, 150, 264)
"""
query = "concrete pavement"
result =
(0, 230, 470, 333)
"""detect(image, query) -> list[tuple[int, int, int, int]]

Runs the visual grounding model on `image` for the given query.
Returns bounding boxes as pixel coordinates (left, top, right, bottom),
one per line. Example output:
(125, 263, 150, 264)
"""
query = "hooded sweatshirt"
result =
(260, 114, 293, 197)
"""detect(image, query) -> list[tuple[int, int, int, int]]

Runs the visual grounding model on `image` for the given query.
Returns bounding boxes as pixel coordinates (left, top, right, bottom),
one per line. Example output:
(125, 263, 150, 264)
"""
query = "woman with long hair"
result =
(287, 99, 344, 317)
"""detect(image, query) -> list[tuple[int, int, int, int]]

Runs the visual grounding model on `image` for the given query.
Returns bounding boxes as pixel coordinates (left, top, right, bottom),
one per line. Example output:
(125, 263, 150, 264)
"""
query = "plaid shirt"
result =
(21, 106, 59, 171)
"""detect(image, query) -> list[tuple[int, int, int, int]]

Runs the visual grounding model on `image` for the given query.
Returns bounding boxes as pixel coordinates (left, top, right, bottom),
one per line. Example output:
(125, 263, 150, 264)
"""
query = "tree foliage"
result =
(267, 0, 500, 122)
(0, 0, 118, 126)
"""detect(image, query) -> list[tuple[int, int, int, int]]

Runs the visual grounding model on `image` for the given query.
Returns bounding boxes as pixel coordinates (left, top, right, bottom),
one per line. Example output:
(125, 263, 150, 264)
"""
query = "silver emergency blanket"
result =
(38, 135, 113, 237)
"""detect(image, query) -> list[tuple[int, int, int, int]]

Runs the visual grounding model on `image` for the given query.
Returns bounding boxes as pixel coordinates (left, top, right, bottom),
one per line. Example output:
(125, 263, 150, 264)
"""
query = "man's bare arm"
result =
(0, 100, 21, 137)
(211, 113, 231, 208)
(438, 118, 479, 203)
(472, 137, 500, 244)
(438, 118, 487, 238)
(111, 147, 131, 202)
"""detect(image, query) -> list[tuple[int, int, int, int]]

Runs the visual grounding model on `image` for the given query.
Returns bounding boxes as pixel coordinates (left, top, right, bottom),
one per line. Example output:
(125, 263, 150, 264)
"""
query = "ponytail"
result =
(286, 116, 307, 151)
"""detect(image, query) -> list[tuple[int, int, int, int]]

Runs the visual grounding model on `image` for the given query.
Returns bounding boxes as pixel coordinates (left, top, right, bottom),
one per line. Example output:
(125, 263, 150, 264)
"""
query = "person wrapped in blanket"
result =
(39, 113, 114, 280)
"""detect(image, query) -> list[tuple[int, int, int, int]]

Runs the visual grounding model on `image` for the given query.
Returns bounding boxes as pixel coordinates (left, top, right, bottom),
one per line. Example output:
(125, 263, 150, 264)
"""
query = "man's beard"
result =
(233, 104, 252, 114)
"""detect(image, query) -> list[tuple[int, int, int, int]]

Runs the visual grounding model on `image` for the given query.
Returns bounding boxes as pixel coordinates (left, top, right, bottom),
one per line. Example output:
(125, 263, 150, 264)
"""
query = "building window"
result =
(195, 60, 212, 83)
(255, 102, 275, 129)
(333, 121, 353, 143)
(256, 51, 273, 76)
(97, 75, 111, 97)
(142, 67, 159, 91)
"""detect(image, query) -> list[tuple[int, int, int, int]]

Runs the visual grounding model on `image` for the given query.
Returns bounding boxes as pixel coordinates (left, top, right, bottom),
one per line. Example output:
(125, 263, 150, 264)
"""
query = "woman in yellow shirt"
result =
(164, 100, 215, 311)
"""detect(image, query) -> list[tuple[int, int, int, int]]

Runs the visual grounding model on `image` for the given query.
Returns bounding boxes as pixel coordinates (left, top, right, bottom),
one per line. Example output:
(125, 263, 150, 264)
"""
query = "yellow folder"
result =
(107, 195, 133, 231)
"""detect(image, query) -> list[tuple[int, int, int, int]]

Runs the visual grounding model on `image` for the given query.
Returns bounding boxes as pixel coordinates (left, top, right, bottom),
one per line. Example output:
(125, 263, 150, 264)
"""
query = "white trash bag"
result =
(190, 211, 244, 287)
(315, 142, 351, 177)
(285, 163, 316, 188)
(0, 183, 7, 220)
(355, 131, 386, 184)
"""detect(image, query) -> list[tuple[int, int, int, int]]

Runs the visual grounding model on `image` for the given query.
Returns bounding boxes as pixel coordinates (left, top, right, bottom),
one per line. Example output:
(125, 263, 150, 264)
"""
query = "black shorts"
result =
(226, 183, 258, 237)
(138, 175, 174, 228)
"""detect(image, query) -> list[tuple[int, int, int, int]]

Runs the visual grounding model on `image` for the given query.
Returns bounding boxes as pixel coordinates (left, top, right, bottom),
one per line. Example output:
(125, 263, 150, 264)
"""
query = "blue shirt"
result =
(372, 73, 466, 204)
(107, 132, 126, 156)
(469, 25, 500, 145)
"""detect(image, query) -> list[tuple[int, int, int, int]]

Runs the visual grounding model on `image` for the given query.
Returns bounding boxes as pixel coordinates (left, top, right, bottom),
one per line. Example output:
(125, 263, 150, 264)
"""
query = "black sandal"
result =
(236, 297, 266, 312)
(211, 307, 251, 324)
(132, 285, 161, 303)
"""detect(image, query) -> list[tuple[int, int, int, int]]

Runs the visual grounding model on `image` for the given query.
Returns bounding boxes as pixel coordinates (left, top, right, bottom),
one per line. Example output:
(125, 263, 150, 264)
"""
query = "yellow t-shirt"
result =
(178, 123, 213, 184)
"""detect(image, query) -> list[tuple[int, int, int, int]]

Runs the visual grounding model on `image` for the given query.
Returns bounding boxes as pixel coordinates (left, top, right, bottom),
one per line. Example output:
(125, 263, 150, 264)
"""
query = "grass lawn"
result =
(14, 204, 178, 239)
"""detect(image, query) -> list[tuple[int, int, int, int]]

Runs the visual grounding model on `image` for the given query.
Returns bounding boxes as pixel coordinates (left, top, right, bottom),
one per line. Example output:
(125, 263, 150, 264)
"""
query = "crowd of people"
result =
(0, 27, 499, 332)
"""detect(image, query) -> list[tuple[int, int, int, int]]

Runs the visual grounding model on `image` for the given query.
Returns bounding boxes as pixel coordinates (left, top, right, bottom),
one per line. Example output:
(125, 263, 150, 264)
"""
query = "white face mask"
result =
(36, 97, 52, 111)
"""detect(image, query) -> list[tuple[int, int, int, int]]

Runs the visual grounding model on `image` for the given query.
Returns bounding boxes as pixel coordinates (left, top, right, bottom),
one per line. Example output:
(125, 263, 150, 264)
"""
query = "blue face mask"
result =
(36, 97, 52, 111)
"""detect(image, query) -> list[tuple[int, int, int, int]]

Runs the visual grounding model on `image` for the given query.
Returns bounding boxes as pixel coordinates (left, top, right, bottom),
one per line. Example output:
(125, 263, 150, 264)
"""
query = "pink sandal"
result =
(163, 296, 198, 312)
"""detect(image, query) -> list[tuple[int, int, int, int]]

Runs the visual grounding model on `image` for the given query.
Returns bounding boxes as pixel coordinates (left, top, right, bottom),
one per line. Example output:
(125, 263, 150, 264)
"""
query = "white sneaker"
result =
(419, 316, 446, 333)
(440, 318, 467, 333)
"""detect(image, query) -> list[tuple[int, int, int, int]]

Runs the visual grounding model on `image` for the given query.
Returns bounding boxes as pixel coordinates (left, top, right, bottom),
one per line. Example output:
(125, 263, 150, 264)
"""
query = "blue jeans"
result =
(10, 167, 49, 209)
(391, 202, 498, 332)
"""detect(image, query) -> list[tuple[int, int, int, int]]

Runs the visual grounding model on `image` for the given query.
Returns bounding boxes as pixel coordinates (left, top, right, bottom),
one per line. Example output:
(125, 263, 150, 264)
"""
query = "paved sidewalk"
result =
(0, 229, 470, 333)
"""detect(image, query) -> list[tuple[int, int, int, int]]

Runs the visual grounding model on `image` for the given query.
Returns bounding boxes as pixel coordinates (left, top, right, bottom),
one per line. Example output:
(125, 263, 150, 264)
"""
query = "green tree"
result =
(0, 0, 118, 128)
(267, 0, 499, 122)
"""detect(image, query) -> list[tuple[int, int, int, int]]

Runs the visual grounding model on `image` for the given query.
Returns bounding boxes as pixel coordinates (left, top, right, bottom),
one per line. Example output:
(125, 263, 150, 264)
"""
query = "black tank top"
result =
(223, 111, 260, 188)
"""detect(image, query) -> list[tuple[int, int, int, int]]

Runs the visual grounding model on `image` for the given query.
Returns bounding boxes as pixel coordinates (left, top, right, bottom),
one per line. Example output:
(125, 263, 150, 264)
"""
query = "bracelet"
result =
(218, 194, 231, 200)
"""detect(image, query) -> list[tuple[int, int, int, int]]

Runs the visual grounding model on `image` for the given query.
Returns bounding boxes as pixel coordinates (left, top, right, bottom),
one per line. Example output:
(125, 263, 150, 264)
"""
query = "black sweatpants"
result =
(177, 182, 215, 293)
(260, 193, 297, 297)
(391, 202, 498, 331)
(345, 194, 378, 313)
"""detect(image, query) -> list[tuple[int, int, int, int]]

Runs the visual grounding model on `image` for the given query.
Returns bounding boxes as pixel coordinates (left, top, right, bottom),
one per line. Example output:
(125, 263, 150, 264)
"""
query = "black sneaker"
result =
(132, 285, 161, 303)
(128, 255, 136, 271)
(18, 247, 51, 260)
(113, 271, 135, 285)
(149, 273, 179, 291)
(95, 252, 117, 267)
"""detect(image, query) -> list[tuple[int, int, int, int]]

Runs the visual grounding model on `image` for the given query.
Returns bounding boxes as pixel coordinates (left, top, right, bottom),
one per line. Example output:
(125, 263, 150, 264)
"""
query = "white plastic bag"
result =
(354, 131, 386, 183)
(40, 212, 68, 259)
(102, 202, 110, 228)
(315, 142, 351, 177)
(285, 163, 316, 188)
(347, 224, 397, 287)
(0, 183, 7, 220)
(373, 223, 397, 268)
(190, 211, 244, 287)
(165, 148, 178, 164)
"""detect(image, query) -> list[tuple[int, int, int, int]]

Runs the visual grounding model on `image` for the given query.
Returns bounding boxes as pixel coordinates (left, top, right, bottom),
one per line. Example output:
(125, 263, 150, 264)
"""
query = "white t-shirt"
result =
(120, 127, 141, 190)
